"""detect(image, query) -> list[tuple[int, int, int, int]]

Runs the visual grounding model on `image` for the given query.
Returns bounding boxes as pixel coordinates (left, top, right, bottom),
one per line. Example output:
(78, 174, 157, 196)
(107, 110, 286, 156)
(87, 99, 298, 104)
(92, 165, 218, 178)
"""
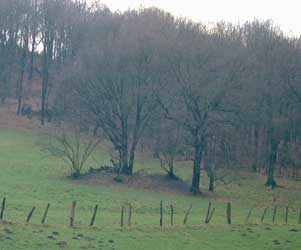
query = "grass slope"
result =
(0, 127, 300, 250)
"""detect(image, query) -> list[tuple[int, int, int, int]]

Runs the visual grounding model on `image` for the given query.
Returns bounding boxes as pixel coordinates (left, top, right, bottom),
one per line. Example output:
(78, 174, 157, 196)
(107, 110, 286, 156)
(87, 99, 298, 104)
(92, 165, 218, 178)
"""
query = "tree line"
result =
(0, 0, 301, 194)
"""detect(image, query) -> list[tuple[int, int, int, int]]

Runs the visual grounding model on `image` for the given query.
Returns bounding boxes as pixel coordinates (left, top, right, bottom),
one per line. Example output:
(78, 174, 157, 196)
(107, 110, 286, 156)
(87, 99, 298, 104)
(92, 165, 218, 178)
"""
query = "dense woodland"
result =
(0, 0, 301, 194)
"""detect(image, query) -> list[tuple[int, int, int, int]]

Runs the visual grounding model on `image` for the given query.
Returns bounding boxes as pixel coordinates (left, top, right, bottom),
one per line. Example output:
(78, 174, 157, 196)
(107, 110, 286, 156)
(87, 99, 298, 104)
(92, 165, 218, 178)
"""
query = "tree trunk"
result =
(168, 162, 176, 179)
(252, 126, 259, 172)
(128, 139, 139, 175)
(17, 61, 25, 116)
(41, 59, 48, 126)
(29, 0, 38, 81)
(128, 135, 138, 175)
(17, 31, 29, 115)
(28, 32, 36, 81)
(127, 101, 143, 175)
(120, 120, 131, 174)
(120, 144, 130, 174)
(266, 128, 278, 188)
(191, 144, 202, 194)
(41, 31, 50, 126)
(209, 174, 215, 192)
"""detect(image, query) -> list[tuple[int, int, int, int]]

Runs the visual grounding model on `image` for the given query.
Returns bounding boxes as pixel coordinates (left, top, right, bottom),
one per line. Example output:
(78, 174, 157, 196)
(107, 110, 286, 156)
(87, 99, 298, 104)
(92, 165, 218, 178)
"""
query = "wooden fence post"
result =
(206, 207, 215, 224)
(260, 208, 268, 223)
(272, 206, 277, 224)
(41, 203, 50, 224)
(170, 205, 174, 226)
(160, 200, 163, 227)
(205, 202, 212, 224)
(0, 197, 6, 221)
(70, 201, 76, 227)
(245, 207, 253, 223)
(121, 206, 124, 227)
(285, 206, 289, 224)
(205, 202, 216, 224)
(90, 205, 98, 227)
(128, 203, 132, 227)
(183, 204, 192, 225)
(26, 206, 36, 223)
(227, 203, 231, 225)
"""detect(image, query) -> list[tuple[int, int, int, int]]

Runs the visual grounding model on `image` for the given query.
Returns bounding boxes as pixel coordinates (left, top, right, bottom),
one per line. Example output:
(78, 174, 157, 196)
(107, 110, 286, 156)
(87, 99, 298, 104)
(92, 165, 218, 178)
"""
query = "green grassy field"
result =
(0, 127, 300, 250)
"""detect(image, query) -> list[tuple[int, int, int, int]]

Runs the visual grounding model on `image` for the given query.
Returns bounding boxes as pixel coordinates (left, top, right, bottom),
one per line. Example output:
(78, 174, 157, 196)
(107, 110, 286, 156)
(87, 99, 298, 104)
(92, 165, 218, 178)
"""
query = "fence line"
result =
(0, 197, 300, 229)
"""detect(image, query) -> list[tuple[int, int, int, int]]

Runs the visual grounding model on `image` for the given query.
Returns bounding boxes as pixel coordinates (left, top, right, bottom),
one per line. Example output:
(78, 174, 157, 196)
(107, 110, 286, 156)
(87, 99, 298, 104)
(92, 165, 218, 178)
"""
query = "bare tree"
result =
(159, 21, 243, 194)
(74, 10, 167, 175)
(154, 122, 184, 179)
(47, 125, 100, 178)
(28, 0, 40, 81)
(16, 0, 31, 115)
(241, 21, 298, 188)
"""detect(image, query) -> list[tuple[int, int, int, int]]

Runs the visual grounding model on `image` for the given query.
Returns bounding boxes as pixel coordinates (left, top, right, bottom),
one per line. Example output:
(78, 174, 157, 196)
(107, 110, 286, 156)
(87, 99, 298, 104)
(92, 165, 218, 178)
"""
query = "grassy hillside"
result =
(0, 127, 300, 250)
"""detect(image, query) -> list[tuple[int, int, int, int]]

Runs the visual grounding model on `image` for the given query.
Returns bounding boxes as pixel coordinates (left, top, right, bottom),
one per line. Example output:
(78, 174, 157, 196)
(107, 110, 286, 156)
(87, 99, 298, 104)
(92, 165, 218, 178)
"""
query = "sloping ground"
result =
(0, 103, 301, 205)
(84, 172, 192, 195)
(0, 100, 42, 131)
(0, 104, 301, 250)
(0, 223, 301, 250)
(80, 171, 224, 200)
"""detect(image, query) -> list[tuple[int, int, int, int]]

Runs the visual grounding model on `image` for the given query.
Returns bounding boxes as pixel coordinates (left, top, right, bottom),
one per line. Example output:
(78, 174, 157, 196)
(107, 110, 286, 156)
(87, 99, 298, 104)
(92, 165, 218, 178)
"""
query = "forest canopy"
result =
(0, 0, 300, 194)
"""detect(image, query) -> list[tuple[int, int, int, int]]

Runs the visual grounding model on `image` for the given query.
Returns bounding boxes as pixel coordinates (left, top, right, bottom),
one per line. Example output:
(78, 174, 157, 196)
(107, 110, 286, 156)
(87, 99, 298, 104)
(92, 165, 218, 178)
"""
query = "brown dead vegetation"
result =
(80, 171, 221, 199)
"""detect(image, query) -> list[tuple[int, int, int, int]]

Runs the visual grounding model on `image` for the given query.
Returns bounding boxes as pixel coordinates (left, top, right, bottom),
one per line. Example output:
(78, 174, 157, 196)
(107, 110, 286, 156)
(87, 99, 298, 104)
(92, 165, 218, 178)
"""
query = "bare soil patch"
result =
(80, 171, 220, 199)
(0, 101, 42, 131)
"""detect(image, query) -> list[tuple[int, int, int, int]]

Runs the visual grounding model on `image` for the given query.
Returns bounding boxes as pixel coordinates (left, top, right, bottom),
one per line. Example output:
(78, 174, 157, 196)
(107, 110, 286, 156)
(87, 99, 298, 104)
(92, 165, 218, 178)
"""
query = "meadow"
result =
(0, 127, 300, 250)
